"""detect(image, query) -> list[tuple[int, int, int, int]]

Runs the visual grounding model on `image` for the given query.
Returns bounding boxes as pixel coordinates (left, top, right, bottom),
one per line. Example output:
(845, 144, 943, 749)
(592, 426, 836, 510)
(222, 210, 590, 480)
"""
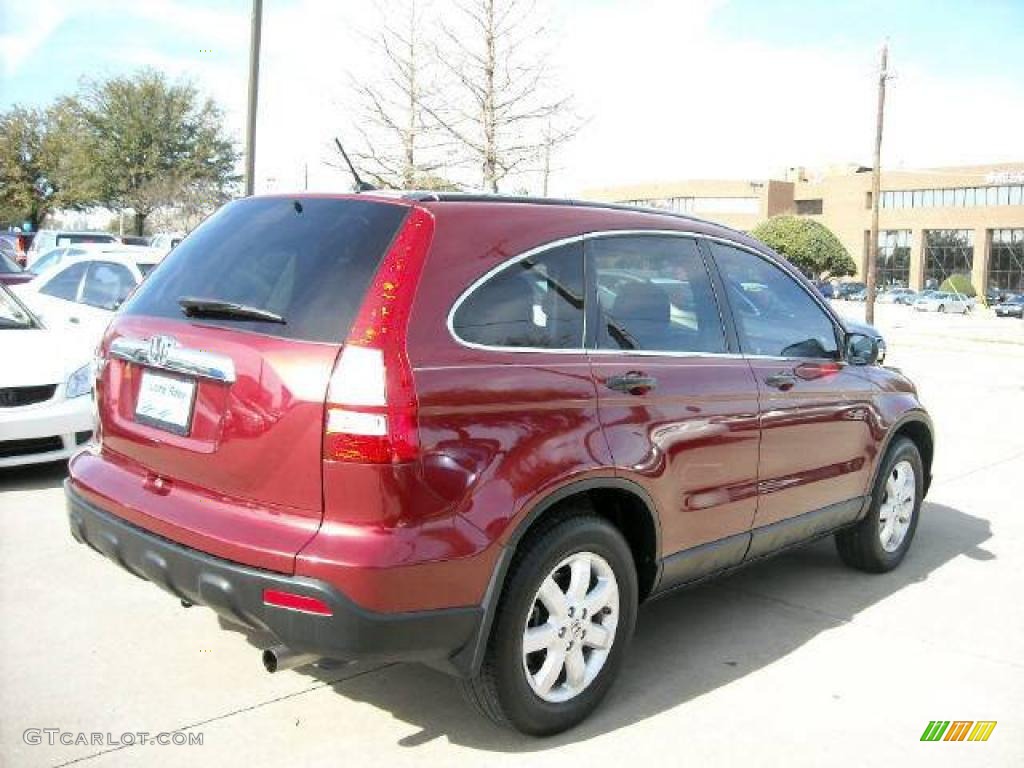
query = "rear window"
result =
(122, 197, 408, 342)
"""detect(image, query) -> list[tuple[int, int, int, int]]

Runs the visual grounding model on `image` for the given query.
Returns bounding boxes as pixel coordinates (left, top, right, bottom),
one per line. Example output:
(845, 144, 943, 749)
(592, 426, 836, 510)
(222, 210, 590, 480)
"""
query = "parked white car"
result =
(14, 249, 155, 341)
(24, 230, 119, 269)
(29, 243, 164, 279)
(912, 291, 973, 314)
(0, 285, 94, 468)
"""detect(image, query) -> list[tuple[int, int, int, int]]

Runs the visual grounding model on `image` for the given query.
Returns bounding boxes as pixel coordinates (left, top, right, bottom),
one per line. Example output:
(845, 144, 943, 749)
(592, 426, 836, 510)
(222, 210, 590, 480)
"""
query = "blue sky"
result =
(2, 0, 1022, 193)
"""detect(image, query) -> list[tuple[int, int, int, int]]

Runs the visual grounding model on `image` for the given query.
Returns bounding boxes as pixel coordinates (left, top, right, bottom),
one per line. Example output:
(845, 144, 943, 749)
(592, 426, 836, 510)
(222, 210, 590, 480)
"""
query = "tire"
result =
(460, 513, 638, 736)
(836, 437, 924, 573)
(938, 304, 945, 313)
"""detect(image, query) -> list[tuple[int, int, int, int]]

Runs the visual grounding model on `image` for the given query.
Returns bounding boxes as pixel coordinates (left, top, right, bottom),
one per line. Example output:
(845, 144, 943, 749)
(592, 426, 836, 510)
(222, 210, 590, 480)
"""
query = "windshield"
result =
(0, 286, 38, 329)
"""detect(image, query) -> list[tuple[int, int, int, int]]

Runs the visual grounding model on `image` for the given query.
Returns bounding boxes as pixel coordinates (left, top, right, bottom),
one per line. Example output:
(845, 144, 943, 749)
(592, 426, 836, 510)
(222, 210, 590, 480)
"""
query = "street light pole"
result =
(244, 0, 263, 197)
(866, 41, 889, 325)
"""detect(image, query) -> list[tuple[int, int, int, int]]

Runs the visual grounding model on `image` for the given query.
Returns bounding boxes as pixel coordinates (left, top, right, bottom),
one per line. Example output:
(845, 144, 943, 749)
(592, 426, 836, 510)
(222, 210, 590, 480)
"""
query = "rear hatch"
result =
(76, 196, 410, 573)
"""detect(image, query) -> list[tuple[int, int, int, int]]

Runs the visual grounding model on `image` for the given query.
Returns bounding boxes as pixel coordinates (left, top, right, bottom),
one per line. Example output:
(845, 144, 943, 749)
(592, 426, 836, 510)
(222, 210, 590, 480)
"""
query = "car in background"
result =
(149, 232, 184, 253)
(994, 295, 1024, 318)
(985, 287, 1016, 306)
(25, 230, 119, 268)
(119, 235, 150, 246)
(878, 287, 915, 304)
(14, 250, 152, 341)
(0, 252, 32, 287)
(913, 291, 971, 314)
(0, 284, 93, 468)
(893, 289, 919, 305)
(0, 232, 36, 266)
(847, 288, 866, 302)
(836, 281, 865, 300)
(29, 243, 164, 279)
(812, 281, 838, 299)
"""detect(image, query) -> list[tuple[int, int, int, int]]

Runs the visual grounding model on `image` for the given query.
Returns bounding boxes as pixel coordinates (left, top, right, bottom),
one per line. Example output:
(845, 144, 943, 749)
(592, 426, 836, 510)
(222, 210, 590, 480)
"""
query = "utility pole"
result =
(866, 41, 890, 325)
(244, 0, 263, 196)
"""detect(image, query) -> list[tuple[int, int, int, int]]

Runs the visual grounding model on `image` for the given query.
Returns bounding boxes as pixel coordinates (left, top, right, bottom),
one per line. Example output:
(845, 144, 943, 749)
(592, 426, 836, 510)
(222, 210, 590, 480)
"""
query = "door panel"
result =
(586, 234, 761, 570)
(747, 357, 876, 527)
(709, 241, 878, 531)
(591, 356, 761, 556)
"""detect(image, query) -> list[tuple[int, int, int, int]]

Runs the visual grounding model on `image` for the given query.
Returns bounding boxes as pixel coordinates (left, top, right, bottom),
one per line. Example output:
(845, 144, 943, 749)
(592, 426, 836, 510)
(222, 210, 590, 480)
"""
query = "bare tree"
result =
(427, 0, 577, 192)
(340, 0, 452, 189)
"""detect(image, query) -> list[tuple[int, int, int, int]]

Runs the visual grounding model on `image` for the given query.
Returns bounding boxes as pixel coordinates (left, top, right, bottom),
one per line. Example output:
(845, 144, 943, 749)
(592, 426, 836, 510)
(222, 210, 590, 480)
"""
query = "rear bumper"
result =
(65, 482, 486, 675)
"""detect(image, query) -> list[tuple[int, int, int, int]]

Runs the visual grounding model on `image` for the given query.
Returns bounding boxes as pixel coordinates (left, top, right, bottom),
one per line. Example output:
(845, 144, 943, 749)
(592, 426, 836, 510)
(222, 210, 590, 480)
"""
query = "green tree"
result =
(751, 215, 856, 278)
(939, 273, 977, 297)
(75, 69, 239, 235)
(0, 102, 96, 230)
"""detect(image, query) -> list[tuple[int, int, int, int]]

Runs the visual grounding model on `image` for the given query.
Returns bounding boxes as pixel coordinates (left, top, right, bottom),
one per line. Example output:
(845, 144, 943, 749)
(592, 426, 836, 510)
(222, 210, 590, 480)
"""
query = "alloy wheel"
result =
(521, 551, 619, 703)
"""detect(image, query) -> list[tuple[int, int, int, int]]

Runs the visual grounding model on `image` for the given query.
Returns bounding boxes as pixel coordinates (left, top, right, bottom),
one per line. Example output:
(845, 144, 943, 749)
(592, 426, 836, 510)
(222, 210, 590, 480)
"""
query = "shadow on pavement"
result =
(0, 460, 68, 493)
(229, 501, 991, 750)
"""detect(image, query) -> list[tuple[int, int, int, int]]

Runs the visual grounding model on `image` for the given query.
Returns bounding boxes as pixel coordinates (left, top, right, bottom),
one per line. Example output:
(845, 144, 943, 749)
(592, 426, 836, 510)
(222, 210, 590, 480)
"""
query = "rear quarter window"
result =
(122, 197, 409, 342)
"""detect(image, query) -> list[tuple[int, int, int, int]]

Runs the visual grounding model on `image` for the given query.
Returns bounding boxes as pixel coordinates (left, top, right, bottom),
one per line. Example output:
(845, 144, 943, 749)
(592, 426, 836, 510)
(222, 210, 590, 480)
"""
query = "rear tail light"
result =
(324, 206, 434, 464)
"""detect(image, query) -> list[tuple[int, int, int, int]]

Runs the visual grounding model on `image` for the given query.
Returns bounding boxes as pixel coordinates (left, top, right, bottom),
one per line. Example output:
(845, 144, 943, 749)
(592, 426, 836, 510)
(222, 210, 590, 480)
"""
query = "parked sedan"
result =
(14, 250, 149, 342)
(0, 285, 93, 468)
(24, 230, 119, 268)
(994, 295, 1024, 318)
(836, 281, 866, 300)
(913, 291, 972, 314)
(878, 288, 915, 304)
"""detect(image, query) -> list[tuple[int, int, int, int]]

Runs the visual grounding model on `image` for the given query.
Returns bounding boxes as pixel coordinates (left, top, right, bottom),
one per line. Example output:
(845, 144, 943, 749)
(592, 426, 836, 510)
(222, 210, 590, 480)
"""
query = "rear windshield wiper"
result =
(178, 297, 286, 324)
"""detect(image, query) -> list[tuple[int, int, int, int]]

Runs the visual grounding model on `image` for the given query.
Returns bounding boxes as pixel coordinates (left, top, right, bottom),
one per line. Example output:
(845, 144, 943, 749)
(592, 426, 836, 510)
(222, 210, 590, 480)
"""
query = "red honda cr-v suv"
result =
(67, 193, 933, 735)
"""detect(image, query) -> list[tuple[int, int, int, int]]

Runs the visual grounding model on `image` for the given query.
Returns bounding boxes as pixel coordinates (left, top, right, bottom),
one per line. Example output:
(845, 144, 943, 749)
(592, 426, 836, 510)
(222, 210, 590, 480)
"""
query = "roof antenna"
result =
(334, 138, 376, 193)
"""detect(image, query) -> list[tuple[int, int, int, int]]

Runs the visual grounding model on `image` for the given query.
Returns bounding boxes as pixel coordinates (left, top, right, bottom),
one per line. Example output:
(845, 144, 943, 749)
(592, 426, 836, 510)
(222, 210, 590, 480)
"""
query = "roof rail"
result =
(398, 191, 750, 236)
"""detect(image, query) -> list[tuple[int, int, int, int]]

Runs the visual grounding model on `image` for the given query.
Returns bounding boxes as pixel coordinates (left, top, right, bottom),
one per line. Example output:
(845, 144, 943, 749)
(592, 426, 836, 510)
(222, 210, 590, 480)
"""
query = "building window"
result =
(876, 185, 1023, 209)
(795, 199, 823, 215)
(872, 230, 912, 287)
(924, 230, 974, 288)
(989, 229, 1024, 293)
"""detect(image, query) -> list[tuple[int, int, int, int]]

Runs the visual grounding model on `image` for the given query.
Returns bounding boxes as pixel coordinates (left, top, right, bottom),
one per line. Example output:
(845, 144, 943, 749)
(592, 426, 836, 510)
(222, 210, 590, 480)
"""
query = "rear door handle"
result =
(764, 372, 797, 391)
(605, 372, 657, 395)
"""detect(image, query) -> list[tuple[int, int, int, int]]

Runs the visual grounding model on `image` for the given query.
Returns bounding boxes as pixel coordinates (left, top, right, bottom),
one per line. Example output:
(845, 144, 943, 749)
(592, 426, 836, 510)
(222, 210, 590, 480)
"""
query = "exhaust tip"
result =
(262, 645, 319, 674)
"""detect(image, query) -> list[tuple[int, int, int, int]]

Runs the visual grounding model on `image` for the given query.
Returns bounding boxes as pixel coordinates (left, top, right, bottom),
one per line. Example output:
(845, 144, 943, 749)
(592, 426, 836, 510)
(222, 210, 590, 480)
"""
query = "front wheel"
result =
(938, 304, 946, 313)
(460, 514, 638, 735)
(836, 437, 924, 572)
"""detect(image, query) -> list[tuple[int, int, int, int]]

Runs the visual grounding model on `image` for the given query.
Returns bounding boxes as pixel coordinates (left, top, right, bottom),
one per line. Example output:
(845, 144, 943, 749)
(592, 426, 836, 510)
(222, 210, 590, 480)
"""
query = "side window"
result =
(711, 243, 839, 359)
(40, 262, 88, 302)
(81, 262, 137, 309)
(452, 241, 584, 349)
(590, 235, 726, 353)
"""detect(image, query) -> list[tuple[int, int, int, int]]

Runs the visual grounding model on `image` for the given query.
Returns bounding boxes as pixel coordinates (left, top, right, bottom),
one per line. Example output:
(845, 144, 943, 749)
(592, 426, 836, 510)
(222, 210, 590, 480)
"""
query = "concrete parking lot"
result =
(2, 305, 1022, 768)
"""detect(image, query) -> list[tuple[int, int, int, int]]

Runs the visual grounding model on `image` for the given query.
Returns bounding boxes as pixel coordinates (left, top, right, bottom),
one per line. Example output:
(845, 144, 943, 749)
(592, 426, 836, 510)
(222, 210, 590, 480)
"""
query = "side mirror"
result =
(845, 332, 878, 366)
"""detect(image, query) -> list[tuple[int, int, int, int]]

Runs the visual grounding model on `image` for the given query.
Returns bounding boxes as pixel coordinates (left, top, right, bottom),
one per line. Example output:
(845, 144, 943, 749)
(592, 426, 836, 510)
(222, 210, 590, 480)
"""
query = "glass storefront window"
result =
(925, 230, 974, 288)
(875, 230, 912, 287)
(988, 229, 1024, 293)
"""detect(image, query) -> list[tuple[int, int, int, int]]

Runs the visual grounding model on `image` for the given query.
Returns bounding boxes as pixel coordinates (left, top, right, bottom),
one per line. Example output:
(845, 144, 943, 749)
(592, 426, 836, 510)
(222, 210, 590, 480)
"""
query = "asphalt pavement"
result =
(1, 303, 1021, 767)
